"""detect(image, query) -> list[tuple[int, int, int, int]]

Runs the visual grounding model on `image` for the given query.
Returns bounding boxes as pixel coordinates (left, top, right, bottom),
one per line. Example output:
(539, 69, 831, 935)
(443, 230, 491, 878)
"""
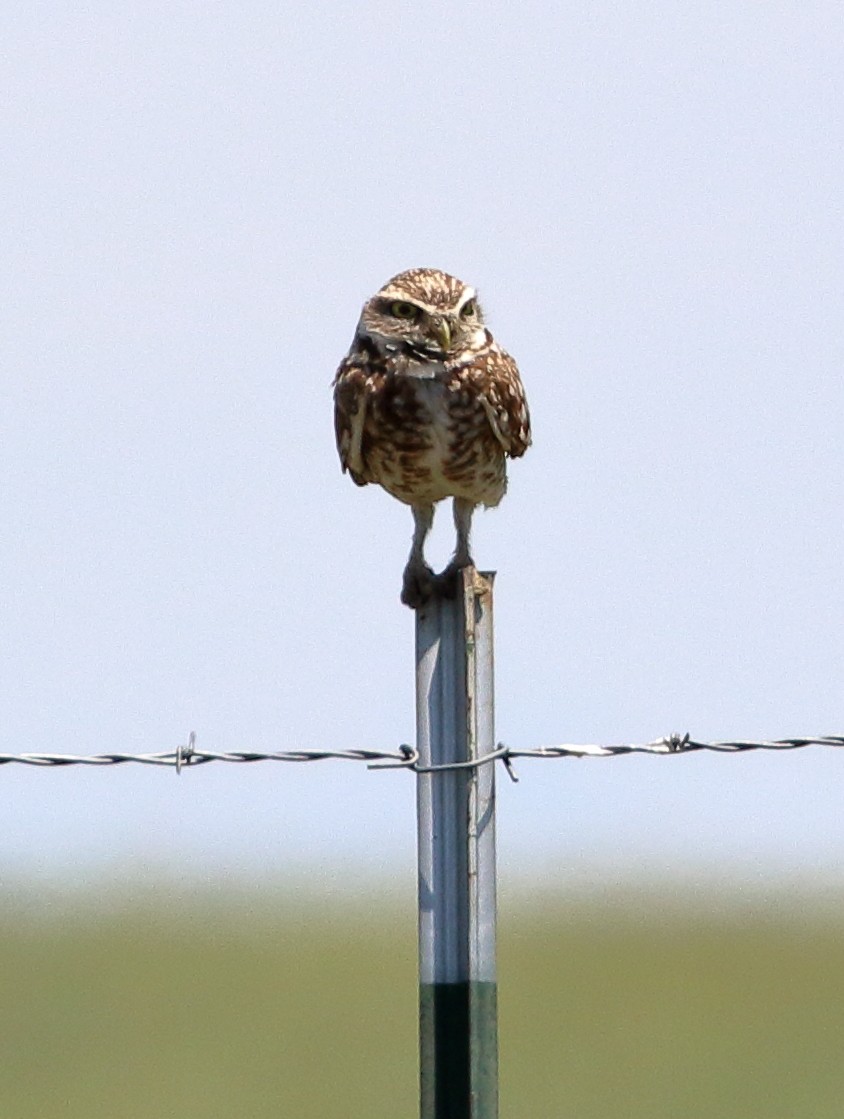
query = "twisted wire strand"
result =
(0, 735, 842, 777)
(0, 746, 415, 769)
(507, 733, 844, 760)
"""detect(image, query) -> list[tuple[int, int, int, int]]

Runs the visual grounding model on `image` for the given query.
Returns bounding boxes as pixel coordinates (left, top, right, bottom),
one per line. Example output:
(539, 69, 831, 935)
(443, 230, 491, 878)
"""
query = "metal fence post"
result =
(416, 567, 498, 1119)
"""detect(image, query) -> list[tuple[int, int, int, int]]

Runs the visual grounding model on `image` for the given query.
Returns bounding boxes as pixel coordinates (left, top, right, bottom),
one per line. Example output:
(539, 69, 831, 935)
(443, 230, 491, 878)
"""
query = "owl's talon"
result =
(401, 563, 437, 609)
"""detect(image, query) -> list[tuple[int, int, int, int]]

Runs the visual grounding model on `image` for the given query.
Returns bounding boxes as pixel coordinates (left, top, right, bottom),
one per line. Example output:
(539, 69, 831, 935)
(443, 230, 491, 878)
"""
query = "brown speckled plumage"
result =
(333, 268, 531, 607)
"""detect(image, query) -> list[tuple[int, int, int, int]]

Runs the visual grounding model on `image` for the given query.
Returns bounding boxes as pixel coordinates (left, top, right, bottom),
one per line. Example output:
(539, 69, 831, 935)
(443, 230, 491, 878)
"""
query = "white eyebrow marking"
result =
(377, 288, 438, 315)
(455, 287, 477, 312)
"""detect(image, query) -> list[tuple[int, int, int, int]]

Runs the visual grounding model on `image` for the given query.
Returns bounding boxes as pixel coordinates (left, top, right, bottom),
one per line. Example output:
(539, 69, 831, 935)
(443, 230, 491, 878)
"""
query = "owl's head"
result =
(356, 268, 488, 358)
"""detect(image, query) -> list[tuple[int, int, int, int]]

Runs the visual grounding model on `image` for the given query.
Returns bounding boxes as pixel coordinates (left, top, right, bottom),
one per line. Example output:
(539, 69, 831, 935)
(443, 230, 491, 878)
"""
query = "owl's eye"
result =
(390, 301, 418, 319)
(460, 300, 476, 318)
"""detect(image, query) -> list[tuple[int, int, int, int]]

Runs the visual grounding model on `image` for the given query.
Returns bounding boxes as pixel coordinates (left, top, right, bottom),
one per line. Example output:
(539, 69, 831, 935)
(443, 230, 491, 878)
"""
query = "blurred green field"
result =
(2, 890, 844, 1117)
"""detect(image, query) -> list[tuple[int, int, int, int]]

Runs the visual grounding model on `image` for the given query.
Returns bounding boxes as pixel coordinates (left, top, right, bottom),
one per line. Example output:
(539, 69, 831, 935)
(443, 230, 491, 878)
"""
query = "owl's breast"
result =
(361, 368, 506, 506)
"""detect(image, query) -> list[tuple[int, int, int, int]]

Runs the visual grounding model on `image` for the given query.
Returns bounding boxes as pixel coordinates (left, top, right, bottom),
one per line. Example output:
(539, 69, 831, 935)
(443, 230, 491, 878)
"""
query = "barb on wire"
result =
(0, 734, 842, 777)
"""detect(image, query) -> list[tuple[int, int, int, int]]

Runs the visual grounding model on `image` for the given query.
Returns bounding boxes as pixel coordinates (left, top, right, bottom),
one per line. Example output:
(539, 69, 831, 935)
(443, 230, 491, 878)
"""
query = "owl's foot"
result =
(432, 561, 463, 599)
(401, 562, 437, 609)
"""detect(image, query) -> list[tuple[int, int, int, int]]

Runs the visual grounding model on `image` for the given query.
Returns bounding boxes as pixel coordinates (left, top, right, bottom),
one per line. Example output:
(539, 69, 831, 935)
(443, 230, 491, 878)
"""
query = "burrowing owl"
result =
(333, 268, 531, 607)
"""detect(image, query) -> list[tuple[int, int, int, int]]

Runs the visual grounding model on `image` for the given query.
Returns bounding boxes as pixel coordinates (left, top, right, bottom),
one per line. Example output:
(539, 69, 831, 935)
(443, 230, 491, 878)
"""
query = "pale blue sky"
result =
(3, 2, 844, 899)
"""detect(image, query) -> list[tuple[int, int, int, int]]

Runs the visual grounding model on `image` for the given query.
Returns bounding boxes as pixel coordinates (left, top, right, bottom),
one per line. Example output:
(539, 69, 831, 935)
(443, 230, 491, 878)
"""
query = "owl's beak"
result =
(434, 319, 452, 351)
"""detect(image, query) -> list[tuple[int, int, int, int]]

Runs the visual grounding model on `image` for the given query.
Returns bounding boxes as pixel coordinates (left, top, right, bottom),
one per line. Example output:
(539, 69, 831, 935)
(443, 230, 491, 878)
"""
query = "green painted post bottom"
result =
(419, 981, 498, 1118)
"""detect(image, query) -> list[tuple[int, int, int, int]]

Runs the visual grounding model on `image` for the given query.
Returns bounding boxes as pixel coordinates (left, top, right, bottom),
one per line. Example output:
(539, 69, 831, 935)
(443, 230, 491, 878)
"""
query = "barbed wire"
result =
(0, 733, 842, 782)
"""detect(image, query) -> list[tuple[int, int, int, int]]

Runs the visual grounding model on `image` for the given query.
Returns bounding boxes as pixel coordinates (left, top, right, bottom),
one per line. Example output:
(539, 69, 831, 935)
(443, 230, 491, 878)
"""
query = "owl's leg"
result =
(435, 497, 475, 597)
(401, 503, 436, 608)
(452, 496, 475, 568)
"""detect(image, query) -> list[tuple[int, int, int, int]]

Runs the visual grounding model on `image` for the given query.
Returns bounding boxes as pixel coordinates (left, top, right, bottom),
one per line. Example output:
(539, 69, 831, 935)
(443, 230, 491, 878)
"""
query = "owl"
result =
(333, 268, 531, 607)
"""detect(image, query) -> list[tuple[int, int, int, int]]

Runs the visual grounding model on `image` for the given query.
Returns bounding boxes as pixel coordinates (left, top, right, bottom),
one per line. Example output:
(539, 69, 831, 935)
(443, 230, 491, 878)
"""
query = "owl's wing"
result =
(476, 349, 532, 459)
(333, 360, 369, 486)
